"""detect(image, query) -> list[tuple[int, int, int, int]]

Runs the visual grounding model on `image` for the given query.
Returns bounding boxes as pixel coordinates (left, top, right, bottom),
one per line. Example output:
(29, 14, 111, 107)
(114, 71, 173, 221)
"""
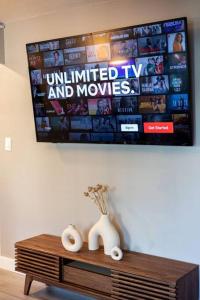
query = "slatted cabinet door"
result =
(15, 248, 60, 282)
(111, 270, 176, 300)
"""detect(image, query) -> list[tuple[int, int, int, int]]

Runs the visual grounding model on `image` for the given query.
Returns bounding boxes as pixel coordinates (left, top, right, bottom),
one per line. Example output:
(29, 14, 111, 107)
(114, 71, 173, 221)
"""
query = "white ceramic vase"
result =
(61, 224, 83, 252)
(88, 214, 120, 255)
(111, 246, 123, 261)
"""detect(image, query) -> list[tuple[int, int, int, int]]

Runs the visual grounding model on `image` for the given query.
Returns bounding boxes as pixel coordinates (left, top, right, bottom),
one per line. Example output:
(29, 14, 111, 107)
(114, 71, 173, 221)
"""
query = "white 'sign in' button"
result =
(121, 124, 139, 132)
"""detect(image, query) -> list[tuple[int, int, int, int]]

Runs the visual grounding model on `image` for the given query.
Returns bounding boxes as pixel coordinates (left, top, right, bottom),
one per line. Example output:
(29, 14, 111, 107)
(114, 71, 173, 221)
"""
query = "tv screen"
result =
(26, 17, 193, 145)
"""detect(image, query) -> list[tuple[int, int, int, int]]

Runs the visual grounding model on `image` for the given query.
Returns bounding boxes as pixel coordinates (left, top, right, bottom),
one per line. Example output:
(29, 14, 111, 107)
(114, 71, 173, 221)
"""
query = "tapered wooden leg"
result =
(24, 274, 33, 295)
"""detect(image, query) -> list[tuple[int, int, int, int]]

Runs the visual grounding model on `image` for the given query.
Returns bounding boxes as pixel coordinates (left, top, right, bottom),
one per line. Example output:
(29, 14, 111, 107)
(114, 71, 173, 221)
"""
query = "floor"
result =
(0, 268, 93, 300)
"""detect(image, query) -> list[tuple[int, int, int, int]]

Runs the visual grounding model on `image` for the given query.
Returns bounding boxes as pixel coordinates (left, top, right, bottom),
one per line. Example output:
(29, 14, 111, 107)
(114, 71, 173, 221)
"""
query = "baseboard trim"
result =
(0, 256, 15, 272)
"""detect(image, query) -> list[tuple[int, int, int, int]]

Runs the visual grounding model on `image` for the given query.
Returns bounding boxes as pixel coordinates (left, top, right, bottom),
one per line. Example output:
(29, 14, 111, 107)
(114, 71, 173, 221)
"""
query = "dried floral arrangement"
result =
(84, 184, 109, 215)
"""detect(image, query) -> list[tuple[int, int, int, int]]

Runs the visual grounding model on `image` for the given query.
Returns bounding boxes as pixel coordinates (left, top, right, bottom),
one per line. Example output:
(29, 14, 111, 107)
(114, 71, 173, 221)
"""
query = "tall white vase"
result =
(88, 214, 120, 255)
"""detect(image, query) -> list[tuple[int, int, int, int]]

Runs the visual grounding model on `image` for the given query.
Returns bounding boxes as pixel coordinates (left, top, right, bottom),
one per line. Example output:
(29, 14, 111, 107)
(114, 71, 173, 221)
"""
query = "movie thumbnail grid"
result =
(27, 18, 187, 70)
(35, 100, 191, 144)
(35, 112, 190, 144)
(33, 92, 190, 117)
(28, 18, 189, 100)
(27, 18, 191, 144)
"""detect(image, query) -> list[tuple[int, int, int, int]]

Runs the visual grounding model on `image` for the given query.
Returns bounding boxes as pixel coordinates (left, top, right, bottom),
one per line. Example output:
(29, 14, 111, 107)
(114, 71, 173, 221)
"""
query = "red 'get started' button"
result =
(144, 122, 174, 134)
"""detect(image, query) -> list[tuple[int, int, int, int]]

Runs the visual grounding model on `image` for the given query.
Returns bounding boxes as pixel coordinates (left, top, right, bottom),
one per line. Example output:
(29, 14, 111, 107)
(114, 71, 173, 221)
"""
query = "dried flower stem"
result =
(84, 184, 109, 215)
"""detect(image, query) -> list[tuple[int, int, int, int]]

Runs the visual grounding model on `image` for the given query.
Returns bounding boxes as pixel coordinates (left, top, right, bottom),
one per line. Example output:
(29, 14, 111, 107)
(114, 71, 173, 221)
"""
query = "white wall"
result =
(0, 0, 200, 272)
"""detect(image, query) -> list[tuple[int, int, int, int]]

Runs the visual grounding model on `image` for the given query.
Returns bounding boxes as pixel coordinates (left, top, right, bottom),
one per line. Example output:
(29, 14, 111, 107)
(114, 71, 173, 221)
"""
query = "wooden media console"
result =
(15, 234, 199, 299)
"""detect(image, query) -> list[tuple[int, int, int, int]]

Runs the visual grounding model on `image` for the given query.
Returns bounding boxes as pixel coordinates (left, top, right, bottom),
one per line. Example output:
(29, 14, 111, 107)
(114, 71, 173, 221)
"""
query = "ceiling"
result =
(0, 0, 104, 24)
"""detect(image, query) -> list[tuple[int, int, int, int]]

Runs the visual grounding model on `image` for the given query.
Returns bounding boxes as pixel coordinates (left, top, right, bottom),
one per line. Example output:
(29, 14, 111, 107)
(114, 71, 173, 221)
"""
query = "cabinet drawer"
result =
(63, 265, 112, 294)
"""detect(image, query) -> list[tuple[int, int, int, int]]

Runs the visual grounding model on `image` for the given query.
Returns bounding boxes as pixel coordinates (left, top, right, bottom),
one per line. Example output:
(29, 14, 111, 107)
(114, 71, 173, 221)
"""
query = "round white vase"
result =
(61, 224, 83, 252)
(88, 214, 120, 255)
(111, 246, 123, 261)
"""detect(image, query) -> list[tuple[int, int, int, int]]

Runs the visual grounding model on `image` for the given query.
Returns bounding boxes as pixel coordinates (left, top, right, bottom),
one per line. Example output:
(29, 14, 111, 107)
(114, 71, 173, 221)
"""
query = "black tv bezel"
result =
(26, 16, 193, 146)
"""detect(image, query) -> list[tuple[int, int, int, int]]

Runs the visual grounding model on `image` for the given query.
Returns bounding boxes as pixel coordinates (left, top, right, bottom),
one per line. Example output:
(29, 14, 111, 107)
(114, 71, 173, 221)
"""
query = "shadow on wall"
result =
(188, 17, 200, 146)
(0, 64, 33, 138)
(109, 190, 155, 252)
(0, 64, 28, 85)
(0, 64, 30, 114)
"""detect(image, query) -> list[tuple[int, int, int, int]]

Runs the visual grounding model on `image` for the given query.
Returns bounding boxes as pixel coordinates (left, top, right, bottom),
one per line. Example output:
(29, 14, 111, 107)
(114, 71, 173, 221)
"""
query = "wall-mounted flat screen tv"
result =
(26, 17, 193, 145)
